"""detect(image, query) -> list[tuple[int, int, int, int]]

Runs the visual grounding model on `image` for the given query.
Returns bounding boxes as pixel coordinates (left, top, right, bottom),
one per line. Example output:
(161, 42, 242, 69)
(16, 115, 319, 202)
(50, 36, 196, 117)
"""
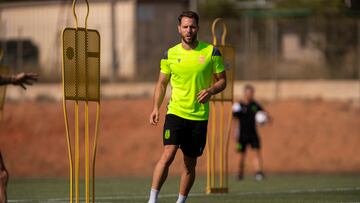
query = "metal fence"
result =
(0, 1, 359, 82)
(199, 15, 360, 81)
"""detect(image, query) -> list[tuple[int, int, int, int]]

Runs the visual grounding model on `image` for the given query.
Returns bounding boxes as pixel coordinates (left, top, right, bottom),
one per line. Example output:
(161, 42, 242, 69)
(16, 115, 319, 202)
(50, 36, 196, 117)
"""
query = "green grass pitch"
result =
(8, 174, 360, 203)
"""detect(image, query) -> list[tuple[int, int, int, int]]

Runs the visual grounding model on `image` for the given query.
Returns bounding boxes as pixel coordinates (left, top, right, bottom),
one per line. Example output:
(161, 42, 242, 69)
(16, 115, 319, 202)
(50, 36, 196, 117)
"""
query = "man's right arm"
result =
(0, 75, 13, 86)
(232, 102, 242, 118)
(149, 72, 170, 125)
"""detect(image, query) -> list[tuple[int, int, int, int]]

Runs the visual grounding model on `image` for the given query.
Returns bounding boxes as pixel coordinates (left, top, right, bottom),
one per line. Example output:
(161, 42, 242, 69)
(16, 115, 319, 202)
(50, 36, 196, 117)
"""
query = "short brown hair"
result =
(178, 11, 199, 25)
(244, 84, 255, 92)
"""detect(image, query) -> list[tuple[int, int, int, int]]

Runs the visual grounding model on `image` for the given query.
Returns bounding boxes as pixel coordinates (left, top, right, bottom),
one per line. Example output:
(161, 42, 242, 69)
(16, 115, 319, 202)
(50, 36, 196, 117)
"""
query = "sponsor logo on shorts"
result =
(165, 129, 171, 139)
(237, 143, 243, 151)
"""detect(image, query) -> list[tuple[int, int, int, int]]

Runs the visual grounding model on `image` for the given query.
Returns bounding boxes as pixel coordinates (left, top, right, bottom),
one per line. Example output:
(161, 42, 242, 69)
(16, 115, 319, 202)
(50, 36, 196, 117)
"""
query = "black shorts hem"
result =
(237, 134, 261, 152)
(163, 114, 207, 158)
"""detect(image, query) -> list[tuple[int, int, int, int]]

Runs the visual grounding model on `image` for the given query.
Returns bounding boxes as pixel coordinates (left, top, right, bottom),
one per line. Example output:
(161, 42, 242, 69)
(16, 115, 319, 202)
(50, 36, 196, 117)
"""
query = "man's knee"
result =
(0, 170, 8, 185)
(159, 146, 177, 167)
(183, 156, 197, 173)
(239, 151, 246, 160)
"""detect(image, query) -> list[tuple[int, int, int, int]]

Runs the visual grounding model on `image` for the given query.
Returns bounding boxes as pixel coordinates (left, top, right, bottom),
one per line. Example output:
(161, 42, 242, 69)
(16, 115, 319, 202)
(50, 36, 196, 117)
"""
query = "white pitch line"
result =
(8, 186, 360, 203)
(232, 186, 360, 196)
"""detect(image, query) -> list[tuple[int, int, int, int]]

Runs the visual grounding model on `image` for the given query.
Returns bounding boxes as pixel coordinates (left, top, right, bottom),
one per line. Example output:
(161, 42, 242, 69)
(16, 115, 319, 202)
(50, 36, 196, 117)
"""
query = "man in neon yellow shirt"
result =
(148, 11, 226, 203)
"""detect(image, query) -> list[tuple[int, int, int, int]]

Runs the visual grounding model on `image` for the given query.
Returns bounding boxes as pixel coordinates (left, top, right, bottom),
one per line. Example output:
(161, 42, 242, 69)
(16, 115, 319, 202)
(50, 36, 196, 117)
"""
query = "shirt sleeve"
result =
(255, 102, 264, 112)
(232, 102, 242, 118)
(160, 50, 171, 75)
(212, 47, 225, 74)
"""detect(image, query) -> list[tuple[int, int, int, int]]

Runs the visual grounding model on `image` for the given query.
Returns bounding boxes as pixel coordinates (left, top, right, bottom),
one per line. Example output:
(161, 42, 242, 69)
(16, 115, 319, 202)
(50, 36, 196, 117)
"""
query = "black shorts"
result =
(163, 114, 208, 158)
(237, 133, 261, 153)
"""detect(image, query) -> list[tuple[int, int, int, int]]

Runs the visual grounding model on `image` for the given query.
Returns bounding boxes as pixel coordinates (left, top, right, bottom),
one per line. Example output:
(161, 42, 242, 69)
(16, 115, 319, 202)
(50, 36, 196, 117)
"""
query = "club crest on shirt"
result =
(178, 58, 181, 63)
(199, 55, 205, 64)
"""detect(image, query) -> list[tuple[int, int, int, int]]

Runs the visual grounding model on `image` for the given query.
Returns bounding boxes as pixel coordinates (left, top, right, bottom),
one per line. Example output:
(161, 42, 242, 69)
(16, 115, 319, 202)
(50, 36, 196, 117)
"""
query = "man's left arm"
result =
(197, 71, 226, 104)
(256, 102, 273, 123)
(0, 73, 38, 89)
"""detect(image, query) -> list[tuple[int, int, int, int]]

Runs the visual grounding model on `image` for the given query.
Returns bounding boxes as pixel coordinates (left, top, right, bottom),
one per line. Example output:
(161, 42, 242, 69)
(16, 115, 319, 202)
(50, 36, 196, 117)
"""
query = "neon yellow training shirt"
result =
(160, 41, 225, 121)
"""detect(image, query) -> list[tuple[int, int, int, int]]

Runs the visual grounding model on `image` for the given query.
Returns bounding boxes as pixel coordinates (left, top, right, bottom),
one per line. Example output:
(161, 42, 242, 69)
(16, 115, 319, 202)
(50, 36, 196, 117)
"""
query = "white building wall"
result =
(0, 0, 136, 80)
(115, 1, 136, 78)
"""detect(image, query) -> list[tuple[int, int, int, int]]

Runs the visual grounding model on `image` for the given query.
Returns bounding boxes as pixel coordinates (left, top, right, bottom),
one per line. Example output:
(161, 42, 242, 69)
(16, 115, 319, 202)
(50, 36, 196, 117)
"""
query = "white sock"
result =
(176, 194, 187, 203)
(148, 188, 159, 203)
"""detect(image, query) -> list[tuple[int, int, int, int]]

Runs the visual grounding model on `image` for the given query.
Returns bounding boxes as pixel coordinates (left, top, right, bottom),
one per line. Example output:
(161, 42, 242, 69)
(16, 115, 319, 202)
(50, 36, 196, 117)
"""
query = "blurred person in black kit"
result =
(232, 84, 271, 181)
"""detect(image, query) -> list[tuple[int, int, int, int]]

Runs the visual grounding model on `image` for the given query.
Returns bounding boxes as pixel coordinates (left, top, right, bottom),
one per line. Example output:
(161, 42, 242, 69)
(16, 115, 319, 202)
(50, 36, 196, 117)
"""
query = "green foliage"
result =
(199, 0, 348, 17)
(274, 0, 356, 74)
(199, 0, 238, 18)
(274, 0, 346, 16)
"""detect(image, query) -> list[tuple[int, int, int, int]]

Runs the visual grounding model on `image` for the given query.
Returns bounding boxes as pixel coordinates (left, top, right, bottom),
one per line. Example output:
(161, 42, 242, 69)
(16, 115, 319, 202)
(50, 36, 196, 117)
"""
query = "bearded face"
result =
(178, 17, 199, 45)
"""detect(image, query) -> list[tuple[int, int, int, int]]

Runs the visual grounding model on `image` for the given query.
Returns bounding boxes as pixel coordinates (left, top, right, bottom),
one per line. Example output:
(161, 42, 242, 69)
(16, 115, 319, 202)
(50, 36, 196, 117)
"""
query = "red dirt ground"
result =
(0, 99, 359, 177)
